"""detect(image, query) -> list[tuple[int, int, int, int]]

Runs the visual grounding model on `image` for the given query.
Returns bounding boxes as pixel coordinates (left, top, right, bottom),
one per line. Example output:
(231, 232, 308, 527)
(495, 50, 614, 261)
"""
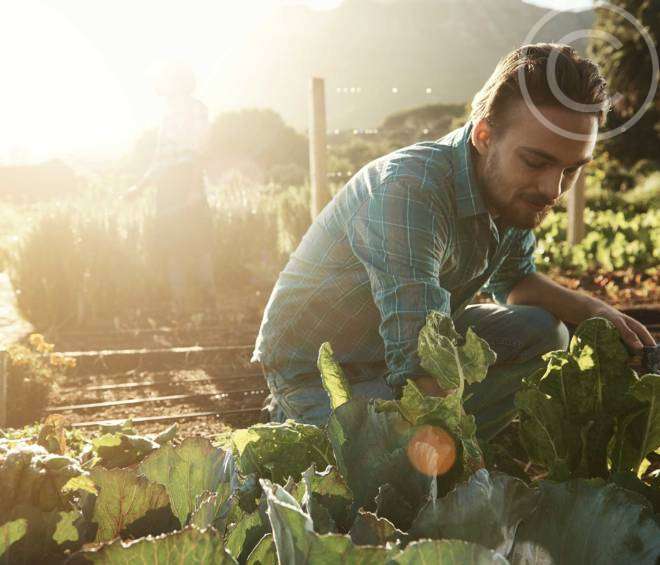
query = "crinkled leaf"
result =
(139, 437, 233, 527)
(418, 312, 496, 391)
(262, 479, 394, 564)
(539, 317, 636, 421)
(511, 479, 660, 565)
(318, 342, 352, 410)
(515, 317, 646, 479)
(52, 509, 80, 545)
(232, 421, 334, 483)
(392, 539, 509, 564)
(0, 518, 27, 561)
(0, 444, 85, 515)
(62, 474, 98, 496)
(189, 484, 234, 533)
(79, 526, 237, 564)
(349, 510, 406, 547)
(246, 533, 277, 565)
(380, 381, 484, 476)
(153, 423, 178, 445)
(91, 467, 175, 542)
(409, 469, 539, 556)
(91, 433, 159, 469)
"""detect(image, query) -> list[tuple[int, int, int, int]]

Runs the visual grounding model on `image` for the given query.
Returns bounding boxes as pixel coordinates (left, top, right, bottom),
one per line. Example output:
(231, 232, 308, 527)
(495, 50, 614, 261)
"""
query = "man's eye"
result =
(522, 157, 545, 169)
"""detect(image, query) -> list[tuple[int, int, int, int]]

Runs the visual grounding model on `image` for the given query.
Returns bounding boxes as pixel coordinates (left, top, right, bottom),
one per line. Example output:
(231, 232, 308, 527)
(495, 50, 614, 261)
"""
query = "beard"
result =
(479, 148, 550, 230)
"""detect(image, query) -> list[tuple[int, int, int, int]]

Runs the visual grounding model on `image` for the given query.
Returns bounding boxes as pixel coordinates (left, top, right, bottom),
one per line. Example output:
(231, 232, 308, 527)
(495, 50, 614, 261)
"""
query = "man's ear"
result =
(470, 118, 493, 156)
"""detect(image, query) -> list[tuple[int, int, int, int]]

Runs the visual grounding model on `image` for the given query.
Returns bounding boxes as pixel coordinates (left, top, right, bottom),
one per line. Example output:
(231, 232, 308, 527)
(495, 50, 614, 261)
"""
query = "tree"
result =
(207, 109, 308, 184)
(588, 0, 660, 167)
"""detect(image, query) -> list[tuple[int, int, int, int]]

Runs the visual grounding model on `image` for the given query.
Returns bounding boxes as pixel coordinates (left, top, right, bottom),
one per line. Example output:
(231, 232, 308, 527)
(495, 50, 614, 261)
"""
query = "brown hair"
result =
(470, 43, 610, 132)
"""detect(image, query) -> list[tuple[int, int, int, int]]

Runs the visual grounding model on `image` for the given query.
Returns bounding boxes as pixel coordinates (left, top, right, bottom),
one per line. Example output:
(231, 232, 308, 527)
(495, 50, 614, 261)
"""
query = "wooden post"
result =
(568, 168, 586, 244)
(0, 351, 7, 427)
(309, 77, 330, 219)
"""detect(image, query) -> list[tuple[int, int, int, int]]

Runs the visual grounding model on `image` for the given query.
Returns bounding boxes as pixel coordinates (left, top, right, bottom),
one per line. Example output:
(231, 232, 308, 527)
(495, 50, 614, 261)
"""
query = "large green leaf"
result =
(225, 510, 268, 563)
(91, 467, 174, 542)
(418, 311, 497, 393)
(0, 519, 27, 563)
(79, 526, 237, 564)
(392, 539, 510, 564)
(349, 510, 406, 547)
(318, 342, 352, 410)
(630, 373, 660, 467)
(291, 465, 353, 533)
(139, 437, 233, 527)
(262, 479, 394, 564)
(0, 505, 85, 564)
(326, 397, 432, 523)
(231, 421, 334, 483)
(514, 388, 572, 480)
(246, 534, 277, 565)
(409, 469, 539, 556)
(189, 484, 234, 533)
(510, 479, 660, 565)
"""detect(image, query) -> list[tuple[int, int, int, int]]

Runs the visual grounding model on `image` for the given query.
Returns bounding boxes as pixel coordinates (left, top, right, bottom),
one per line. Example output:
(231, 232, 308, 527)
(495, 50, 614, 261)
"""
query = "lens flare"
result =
(406, 425, 457, 477)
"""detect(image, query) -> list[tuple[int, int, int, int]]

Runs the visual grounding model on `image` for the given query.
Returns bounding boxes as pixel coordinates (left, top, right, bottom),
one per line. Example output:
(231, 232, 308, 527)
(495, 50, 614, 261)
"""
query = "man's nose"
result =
(539, 171, 563, 203)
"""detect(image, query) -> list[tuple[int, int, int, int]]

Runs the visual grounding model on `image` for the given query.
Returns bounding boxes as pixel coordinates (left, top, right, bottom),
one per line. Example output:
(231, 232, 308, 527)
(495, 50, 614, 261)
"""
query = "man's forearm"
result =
(505, 272, 600, 324)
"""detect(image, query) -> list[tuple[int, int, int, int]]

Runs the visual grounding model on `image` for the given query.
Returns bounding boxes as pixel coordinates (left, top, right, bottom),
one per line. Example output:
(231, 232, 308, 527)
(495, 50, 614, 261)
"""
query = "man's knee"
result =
(518, 306, 570, 359)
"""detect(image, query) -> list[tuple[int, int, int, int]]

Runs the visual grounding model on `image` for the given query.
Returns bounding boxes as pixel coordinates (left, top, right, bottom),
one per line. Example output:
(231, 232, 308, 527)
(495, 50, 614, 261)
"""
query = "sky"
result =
(0, 0, 595, 163)
(0, 0, 342, 163)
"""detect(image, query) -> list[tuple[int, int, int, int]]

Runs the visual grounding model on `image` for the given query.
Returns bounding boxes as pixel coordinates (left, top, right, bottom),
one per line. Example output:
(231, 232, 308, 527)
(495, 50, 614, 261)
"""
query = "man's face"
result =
(472, 100, 598, 229)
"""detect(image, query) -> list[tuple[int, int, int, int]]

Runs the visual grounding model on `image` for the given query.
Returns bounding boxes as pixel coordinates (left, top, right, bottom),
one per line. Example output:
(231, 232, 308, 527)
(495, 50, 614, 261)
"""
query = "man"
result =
(252, 43, 656, 439)
(125, 60, 218, 317)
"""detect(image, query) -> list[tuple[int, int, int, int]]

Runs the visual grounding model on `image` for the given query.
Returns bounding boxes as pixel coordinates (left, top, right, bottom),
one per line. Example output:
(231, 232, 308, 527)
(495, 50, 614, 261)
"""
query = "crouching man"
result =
(252, 43, 655, 440)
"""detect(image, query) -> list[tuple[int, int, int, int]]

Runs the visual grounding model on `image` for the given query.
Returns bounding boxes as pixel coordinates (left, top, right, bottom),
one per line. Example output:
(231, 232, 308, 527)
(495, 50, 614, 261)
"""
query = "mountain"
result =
(209, 0, 595, 132)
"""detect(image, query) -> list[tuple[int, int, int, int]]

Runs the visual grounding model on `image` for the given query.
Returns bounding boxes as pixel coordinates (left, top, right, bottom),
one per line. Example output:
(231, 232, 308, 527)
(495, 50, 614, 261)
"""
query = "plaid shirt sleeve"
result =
(482, 229, 537, 305)
(347, 177, 452, 388)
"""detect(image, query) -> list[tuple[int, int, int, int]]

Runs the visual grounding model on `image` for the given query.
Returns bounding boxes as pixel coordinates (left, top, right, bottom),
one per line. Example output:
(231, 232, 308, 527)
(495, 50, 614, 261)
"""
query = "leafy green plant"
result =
(515, 317, 660, 483)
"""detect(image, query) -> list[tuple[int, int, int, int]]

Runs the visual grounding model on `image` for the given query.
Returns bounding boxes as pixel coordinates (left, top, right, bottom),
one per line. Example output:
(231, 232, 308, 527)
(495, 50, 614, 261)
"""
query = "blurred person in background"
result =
(124, 60, 218, 318)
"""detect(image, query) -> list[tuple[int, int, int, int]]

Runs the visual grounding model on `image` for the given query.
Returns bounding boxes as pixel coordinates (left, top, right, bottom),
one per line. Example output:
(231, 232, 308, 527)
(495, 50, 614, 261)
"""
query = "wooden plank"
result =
(567, 168, 586, 244)
(0, 352, 7, 427)
(309, 77, 330, 219)
(71, 407, 263, 428)
(47, 388, 267, 412)
(64, 344, 253, 376)
(63, 371, 264, 392)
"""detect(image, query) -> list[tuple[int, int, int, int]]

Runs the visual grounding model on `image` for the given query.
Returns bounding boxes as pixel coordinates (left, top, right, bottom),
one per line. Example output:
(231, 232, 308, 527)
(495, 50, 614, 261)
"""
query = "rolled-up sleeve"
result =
(347, 178, 452, 388)
(482, 229, 537, 305)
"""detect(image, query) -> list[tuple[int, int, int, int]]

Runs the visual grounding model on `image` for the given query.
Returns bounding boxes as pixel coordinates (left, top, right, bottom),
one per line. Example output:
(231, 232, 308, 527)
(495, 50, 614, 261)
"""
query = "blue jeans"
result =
(262, 304, 570, 440)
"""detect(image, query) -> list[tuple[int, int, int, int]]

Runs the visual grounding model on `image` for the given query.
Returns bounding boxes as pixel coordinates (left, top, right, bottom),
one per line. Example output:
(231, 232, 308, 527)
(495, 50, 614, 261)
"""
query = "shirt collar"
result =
(449, 121, 489, 219)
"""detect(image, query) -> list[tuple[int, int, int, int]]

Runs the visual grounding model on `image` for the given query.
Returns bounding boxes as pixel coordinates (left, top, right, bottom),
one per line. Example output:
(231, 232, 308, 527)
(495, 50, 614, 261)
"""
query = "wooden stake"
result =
(309, 77, 330, 219)
(568, 168, 586, 244)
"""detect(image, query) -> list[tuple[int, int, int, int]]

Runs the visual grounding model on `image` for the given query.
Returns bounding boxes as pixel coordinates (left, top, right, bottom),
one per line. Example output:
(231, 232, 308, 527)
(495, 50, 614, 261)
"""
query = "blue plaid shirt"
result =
(252, 122, 537, 389)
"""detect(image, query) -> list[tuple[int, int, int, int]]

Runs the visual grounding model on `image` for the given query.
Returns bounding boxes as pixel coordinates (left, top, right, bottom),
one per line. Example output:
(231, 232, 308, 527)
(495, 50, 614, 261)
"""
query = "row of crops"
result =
(1, 175, 658, 332)
(1, 313, 658, 563)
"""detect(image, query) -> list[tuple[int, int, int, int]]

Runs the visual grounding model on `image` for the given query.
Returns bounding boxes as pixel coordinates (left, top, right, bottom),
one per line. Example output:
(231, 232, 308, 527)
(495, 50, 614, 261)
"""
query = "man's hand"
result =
(587, 300, 656, 352)
(414, 375, 451, 397)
